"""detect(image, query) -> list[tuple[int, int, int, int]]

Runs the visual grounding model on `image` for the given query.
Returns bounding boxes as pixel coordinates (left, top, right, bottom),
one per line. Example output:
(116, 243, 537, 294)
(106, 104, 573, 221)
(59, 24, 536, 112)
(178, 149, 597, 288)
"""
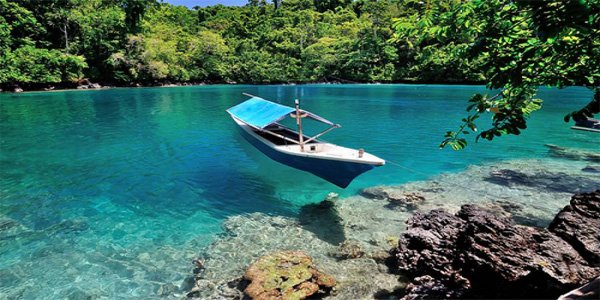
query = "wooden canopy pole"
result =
(295, 99, 305, 152)
(242, 92, 260, 98)
(303, 124, 340, 144)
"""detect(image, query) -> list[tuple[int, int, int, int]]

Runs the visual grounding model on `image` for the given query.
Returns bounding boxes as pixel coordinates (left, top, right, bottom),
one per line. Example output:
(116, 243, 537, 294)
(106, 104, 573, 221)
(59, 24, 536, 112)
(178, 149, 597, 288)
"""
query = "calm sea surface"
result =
(0, 84, 597, 297)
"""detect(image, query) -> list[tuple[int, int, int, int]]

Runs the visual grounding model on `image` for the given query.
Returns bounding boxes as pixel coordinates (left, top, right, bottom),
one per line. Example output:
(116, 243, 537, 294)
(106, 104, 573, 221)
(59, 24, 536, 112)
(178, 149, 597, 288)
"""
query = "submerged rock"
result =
(582, 165, 600, 173)
(0, 216, 31, 241)
(485, 168, 599, 193)
(392, 190, 600, 299)
(545, 144, 600, 162)
(333, 240, 365, 260)
(325, 192, 339, 201)
(361, 186, 425, 209)
(243, 251, 335, 300)
(189, 206, 404, 299)
(492, 199, 523, 213)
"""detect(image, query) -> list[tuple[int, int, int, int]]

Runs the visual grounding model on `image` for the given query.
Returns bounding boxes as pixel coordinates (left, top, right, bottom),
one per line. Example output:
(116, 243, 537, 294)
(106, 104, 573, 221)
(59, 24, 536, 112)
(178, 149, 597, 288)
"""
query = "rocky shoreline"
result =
(393, 190, 600, 299)
(185, 152, 600, 299)
(0, 80, 208, 93)
(0, 78, 489, 93)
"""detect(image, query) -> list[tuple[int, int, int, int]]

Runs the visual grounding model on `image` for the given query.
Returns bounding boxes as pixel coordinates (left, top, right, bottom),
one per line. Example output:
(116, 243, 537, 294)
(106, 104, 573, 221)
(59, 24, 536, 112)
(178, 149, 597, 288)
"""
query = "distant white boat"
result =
(572, 117, 600, 133)
(226, 93, 385, 188)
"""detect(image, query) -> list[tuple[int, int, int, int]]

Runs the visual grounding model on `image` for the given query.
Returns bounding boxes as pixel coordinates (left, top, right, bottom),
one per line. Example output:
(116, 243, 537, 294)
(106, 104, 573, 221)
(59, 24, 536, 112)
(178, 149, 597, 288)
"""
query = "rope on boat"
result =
(294, 135, 514, 202)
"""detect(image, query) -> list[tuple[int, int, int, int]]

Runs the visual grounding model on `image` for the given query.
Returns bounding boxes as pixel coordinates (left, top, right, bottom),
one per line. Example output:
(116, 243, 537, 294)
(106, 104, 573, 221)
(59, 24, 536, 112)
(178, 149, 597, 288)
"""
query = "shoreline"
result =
(2, 80, 593, 96)
(0, 79, 488, 94)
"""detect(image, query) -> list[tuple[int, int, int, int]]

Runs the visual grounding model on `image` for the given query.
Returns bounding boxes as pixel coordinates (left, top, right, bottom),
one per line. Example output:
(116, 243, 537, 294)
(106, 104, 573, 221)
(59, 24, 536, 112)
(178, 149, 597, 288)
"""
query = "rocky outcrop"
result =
(243, 251, 336, 300)
(393, 190, 600, 299)
(76, 78, 102, 89)
(549, 190, 600, 266)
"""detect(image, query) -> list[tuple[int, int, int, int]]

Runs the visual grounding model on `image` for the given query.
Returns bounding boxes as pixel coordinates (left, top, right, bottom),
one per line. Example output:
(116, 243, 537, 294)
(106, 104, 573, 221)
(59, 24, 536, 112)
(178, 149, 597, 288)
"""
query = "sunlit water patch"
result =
(0, 85, 597, 298)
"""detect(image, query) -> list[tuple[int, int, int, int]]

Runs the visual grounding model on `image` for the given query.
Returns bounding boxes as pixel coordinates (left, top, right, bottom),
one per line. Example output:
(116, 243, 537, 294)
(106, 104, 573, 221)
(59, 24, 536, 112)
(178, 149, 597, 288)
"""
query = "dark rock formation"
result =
(392, 190, 600, 299)
(402, 275, 469, 299)
(76, 78, 102, 89)
(549, 190, 600, 266)
(243, 251, 336, 300)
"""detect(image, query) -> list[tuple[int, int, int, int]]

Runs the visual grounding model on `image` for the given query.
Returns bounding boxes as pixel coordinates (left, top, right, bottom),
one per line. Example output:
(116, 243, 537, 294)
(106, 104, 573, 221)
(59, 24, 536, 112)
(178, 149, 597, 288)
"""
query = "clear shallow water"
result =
(0, 84, 597, 298)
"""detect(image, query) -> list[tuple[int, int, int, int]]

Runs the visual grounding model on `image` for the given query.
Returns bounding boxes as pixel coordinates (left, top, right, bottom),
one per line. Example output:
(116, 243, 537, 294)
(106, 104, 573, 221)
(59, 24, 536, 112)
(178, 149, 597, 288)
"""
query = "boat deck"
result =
(254, 125, 316, 146)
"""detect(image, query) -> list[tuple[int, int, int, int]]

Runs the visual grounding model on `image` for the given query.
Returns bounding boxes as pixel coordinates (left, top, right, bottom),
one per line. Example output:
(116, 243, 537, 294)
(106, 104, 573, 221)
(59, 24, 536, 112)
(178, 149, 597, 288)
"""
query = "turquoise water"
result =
(0, 84, 597, 298)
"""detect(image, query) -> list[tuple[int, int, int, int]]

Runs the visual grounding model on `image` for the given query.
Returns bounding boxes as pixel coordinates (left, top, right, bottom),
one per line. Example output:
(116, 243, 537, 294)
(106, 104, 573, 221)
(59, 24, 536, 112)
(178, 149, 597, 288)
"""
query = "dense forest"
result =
(0, 0, 421, 87)
(1, 0, 598, 145)
(0, 0, 597, 87)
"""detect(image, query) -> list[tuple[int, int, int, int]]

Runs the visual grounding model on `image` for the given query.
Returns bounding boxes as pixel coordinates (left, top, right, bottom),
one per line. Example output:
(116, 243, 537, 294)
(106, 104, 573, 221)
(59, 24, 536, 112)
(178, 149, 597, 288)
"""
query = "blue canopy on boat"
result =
(227, 97, 295, 129)
(227, 96, 335, 129)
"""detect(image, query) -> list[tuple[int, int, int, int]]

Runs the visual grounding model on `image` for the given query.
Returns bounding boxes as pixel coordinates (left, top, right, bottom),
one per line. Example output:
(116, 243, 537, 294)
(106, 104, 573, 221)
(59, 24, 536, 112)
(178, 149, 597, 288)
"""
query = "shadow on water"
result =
(298, 200, 346, 245)
(107, 165, 297, 220)
(483, 169, 600, 194)
(188, 168, 297, 218)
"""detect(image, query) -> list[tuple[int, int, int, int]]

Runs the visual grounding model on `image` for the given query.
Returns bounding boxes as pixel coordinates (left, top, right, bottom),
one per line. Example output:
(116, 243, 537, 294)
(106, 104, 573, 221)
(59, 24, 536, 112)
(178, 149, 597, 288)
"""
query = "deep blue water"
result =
(0, 84, 596, 297)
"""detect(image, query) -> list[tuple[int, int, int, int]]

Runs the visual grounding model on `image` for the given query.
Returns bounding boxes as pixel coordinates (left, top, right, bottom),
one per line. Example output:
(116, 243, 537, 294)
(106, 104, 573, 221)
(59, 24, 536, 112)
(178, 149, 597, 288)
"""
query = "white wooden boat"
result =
(226, 94, 385, 188)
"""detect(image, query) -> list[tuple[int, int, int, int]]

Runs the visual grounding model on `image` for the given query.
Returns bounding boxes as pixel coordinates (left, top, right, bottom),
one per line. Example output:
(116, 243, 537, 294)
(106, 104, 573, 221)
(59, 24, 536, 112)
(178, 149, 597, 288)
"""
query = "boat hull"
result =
(237, 124, 375, 188)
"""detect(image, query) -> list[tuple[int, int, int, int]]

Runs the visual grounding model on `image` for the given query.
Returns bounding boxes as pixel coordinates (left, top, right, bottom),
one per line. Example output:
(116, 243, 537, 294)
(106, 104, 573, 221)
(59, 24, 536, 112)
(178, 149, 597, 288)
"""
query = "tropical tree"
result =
(393, 0, 599, 150)
(0, 0, 86, 86)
